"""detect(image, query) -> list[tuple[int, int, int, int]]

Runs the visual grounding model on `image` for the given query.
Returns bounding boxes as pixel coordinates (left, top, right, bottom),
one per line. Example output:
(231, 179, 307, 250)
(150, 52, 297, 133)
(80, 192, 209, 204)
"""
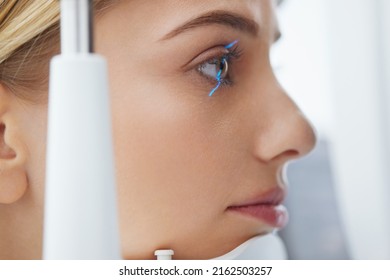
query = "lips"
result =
(227, 187, 288, 228)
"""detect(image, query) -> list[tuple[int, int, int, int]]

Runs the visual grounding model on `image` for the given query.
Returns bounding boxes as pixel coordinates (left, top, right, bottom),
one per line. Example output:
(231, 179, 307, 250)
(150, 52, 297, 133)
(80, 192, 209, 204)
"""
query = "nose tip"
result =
(253, 101, 317, 164)
(290, 111, 317, 158)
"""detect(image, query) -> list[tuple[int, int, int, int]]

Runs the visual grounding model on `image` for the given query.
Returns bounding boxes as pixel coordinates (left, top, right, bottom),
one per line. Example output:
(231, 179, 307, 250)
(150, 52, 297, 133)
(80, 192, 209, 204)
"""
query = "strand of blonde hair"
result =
(0, 1, 59, 64)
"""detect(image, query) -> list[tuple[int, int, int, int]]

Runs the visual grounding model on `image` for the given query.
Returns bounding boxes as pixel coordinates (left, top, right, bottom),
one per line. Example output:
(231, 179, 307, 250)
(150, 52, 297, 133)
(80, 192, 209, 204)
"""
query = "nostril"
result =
(272, 149, 299, 162)
(284, 149, 299, 158)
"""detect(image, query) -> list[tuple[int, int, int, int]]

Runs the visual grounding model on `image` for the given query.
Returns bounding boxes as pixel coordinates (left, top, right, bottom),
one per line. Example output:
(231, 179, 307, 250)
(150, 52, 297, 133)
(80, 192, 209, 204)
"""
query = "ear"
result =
(0, 83, 28, 204)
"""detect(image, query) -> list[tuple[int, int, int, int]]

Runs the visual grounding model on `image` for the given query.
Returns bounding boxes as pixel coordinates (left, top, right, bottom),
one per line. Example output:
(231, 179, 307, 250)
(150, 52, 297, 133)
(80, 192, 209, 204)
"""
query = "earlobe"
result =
(0, 161, 28, 204)
(0, 85, 29, 204)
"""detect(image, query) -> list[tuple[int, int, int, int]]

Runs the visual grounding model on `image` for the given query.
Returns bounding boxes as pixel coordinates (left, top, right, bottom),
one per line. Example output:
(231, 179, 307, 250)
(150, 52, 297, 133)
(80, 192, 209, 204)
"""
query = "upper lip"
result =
(228, 187, 286, 208)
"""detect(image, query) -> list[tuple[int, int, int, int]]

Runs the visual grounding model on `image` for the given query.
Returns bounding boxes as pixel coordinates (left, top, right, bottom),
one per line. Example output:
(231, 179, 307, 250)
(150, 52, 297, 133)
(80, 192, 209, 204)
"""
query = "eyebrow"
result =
(160, 10, 260, 41)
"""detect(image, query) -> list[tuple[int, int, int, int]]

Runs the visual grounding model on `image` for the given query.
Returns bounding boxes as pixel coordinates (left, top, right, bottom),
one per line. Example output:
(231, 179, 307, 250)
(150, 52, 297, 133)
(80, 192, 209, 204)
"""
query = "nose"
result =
(251, 78, 317, 163)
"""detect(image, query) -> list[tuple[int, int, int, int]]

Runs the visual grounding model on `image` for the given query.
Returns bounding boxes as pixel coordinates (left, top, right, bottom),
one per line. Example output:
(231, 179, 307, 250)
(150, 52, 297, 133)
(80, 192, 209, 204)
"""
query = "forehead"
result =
(100, 0, 278, 40)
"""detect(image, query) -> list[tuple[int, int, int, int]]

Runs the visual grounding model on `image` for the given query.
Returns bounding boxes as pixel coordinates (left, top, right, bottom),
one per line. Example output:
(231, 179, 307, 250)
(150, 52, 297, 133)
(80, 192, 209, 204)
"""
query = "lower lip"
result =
(227, 204, 289, 228)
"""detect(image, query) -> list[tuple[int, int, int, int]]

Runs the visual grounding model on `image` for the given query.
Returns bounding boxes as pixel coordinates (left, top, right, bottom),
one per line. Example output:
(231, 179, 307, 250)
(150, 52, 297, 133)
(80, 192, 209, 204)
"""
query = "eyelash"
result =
(196, 44, 243, 96)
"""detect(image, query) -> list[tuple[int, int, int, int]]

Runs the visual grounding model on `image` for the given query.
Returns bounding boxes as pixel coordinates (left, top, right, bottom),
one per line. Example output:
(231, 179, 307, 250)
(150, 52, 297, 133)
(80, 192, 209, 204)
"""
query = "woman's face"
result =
(2, 0, 315, 259)
(90, 0, 316, 259)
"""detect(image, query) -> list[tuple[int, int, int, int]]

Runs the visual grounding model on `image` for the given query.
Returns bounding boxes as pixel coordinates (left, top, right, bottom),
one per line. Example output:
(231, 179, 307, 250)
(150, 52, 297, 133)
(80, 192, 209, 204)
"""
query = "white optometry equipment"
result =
(43, 0, 120, 259)
(43, 0, 287, 260)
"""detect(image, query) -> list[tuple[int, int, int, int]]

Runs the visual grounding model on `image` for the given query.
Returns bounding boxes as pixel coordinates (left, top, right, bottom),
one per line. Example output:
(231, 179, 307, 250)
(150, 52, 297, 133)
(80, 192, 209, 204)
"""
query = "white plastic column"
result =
(43, 0, 121, 259)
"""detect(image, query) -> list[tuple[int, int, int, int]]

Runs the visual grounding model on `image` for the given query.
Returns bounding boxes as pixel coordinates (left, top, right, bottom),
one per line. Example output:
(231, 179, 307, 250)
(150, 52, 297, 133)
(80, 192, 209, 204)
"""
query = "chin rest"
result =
(211, 233, 287, 260)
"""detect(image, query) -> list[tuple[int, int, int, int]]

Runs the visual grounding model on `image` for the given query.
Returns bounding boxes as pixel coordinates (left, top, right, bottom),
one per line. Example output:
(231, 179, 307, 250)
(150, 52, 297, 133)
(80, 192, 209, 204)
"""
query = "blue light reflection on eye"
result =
(208, 40, 238, 97)
(208, 69, 222, 96)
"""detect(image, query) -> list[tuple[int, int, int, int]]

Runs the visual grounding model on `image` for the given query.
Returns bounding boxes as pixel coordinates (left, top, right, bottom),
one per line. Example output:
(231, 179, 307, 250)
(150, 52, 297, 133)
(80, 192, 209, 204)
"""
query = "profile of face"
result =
(0, 0, 316, 259)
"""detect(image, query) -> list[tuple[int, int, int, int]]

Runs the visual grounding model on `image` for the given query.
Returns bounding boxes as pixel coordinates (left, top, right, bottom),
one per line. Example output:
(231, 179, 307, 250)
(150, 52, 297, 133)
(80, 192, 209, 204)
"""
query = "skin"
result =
(0, 0, 316, 259)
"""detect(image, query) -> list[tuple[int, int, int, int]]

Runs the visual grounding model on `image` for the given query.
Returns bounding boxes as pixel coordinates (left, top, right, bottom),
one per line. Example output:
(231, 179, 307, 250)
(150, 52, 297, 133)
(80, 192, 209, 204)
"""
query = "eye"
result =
(192, 40, 242, 96)
(198, 56, 229, 81)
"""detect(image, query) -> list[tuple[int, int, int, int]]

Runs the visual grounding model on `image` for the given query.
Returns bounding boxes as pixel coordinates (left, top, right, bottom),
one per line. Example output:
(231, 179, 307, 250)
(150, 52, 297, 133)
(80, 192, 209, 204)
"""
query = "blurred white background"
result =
(274, 0, 390, 259)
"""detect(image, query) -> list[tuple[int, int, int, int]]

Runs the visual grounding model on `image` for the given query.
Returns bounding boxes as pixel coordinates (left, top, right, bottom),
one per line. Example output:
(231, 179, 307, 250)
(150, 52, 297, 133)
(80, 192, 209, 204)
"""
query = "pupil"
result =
(218, 58, 228, 79)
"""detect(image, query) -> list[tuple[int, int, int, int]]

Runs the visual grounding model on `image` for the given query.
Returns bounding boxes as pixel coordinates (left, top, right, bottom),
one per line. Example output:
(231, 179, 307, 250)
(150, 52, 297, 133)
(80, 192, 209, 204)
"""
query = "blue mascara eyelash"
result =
(208, 40, 239, 97)
(224, 40, 239, 50)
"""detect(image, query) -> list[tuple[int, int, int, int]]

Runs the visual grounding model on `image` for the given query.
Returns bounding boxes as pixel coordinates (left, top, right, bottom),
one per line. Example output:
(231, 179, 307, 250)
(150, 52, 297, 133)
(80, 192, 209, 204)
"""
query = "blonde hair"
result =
(0, 0, 116, 103)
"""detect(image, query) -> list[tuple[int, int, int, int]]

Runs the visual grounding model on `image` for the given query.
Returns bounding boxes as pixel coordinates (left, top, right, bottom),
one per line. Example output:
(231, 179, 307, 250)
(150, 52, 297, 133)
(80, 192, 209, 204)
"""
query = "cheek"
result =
(21, 104, 48, 209)
(109, 74, 246, 220)
(111, 85, 232, 205)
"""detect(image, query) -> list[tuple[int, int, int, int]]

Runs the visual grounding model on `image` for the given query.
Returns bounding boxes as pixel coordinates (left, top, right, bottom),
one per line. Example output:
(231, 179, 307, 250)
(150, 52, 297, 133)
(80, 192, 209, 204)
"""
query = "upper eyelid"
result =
(199, 45, 243, 70)
(182, 46, 230, 71)
(184, 42, 243, 72)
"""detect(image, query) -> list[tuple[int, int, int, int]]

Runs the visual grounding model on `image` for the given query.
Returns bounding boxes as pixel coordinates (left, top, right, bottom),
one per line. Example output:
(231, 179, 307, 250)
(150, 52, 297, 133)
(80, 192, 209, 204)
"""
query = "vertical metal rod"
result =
(60, 0, 92, 54)
(89, 0, 94, 52)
